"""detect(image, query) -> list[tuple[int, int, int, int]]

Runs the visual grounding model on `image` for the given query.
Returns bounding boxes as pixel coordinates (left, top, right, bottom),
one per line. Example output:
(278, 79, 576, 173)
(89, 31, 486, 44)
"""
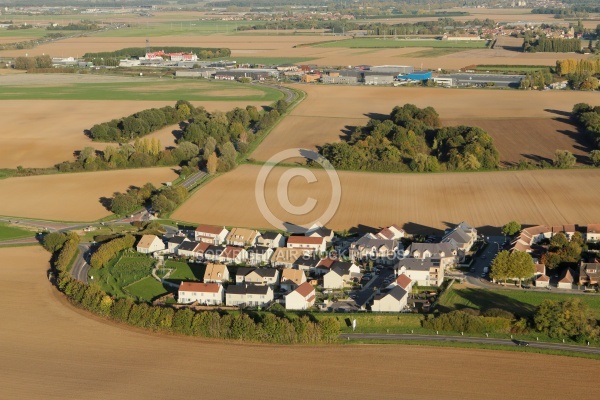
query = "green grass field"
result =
(437, 287, 600, 318)
(125, 276, 169, 302)
(95, 20, 254, 38)
(90, 253, 155, 299)
(0, 79, 283, 102)
(474, 65, 551, 73)
(313, 38, 490, 49)
(0, 222, 34, 241)
(164, 260, 204, 281)
(0, 28, 66, 38)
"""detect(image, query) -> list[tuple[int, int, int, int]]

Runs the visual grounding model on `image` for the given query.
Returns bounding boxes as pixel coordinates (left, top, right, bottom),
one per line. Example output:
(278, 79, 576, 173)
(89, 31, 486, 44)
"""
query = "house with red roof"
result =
(178, 282, 224, 305)
(386, 273, 413, 292)
(285, 282, 316, 310)
(287, 235, 326, 254)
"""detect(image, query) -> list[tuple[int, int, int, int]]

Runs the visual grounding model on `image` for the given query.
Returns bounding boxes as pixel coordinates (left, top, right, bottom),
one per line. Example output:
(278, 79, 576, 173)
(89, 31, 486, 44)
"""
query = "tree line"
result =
(43, 231, 81, 272)
(83, 47, 231, 67)
(540, 232, 585, 270)
(425, 298, 599, 342)
(90, 235, 136, 269)
(523, 37, 582, 53)
(109, 182, 188, 217)
(89, 100, 197, 142)
(318, 104, 499, 173)
(489, 250, 536, 285)
(47, 22, 99, 31)
(13, 54, 52, 70)
(572, 103, 600, 149)
(556, 59, 600, 91)
(47, 240, 340, 344)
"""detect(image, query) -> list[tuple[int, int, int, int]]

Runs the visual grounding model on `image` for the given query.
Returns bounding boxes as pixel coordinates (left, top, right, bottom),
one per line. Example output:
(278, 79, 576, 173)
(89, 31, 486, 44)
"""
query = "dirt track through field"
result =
(1, 246, 597, 400)
(253, 85, 600, 161)
(0, 168, 178, 221)
(173, 164, 600, 234)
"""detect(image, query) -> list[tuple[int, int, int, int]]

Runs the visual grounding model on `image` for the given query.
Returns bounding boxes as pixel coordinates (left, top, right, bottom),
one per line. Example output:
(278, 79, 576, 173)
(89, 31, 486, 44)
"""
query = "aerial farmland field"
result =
(1, 245, 598, 400)
(252, 85, 600, 163)
(0, 167, 178, 221)
(172, 164, 600, 234)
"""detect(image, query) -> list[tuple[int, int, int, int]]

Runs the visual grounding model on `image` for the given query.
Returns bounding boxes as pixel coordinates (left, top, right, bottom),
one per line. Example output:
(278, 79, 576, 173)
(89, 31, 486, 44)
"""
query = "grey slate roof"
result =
(396, 258, 438, 271)
(227, 284, 270, 296)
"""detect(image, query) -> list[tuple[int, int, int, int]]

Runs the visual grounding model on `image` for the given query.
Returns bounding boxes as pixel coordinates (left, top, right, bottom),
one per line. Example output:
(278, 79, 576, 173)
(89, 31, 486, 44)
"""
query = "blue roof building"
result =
(398, 71, 432, 81)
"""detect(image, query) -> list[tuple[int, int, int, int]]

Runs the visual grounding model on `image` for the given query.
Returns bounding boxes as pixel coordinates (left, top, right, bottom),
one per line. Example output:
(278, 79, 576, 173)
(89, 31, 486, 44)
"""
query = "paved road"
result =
(180, 171, 207, 190)
(343, 333, 600, 355)
(71, 244, 91, 283)
(354, 267, 395, 307)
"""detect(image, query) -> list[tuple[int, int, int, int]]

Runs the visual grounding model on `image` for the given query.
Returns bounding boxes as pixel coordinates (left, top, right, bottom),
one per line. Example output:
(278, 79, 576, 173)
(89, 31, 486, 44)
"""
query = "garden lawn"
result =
(165, 260, 204, 281)
(90, 253, 155, 299)
(313, 38, 490, 49)
(125, 276, 169, 302)
(0, 222, 34, 241)
(437, 287, 600, 318)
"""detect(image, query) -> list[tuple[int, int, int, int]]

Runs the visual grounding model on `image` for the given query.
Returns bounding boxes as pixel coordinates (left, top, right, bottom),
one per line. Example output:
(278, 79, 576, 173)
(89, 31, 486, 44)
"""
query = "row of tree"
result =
(319, 104, 499, 173)
(89, 100, 198, 142)
(519, 70, 554, 90)
(53, 270, 340, 344)
(90, 235, 136, 269)
(43, 231, 80, 272)
(14, 54, 52, 70)
(47, 22, 99, 31)
(423, 309, 513, 334)
(523, 37, 582, 53)
(489, 250, 536, 285)
(571, 103, 600, 149)
(109, 182, 188, 217)
(540, 232, 584, 270)
(83, 47, 231, 67)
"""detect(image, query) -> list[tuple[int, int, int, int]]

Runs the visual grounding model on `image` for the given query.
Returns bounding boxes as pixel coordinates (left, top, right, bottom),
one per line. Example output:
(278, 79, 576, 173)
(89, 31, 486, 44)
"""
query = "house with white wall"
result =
(203, 263, 230, 283)
(371, 286, 408, 312)
(136, 235, 166, 254)
(195, 224, 229, 245)
(178, 282, 224, 305)
(226, 284, 273, 307)
(285, 282, 316, 310)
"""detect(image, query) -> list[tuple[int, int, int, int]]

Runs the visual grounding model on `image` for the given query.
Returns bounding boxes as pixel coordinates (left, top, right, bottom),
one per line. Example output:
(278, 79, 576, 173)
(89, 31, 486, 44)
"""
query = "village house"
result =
(192, 242, 212, 259)
(194, 224, 229, 245)
(203, 263, 230, 283)
(395, 258, 444, 287)
(280, 269, 307, 292)
(305, 225, 335, 242)
(386, 273, 413, 292)
(226, 228, 261, 247)
(176, 241, 201, 258)
(323, 262, 361, 289)
(349, 234, 400, 265)
(535, 274, 550, 288)
(442, 221, 477, 260)
(404, 242, 458, 270)
(257, 231, 286, 248)
(557, 268, 575, 289)
(178, 282, 224, 305)
(578, 261, 599, 287)
(371, 286, 408, 313)
(136, 235, 166, 254)
(375, 224, 405, 241)
(245, 268, 280, 287)
(292, 253, 321, 271)
(271, 247, 301, 269)
(167, 236, 189, 254)
(220, 246, 249, 265)
(247, 246, 274, 266)
(235, 267, 254, 284)
(285, 282, 316, 310)
(314, 257, 337, 276)
(203, 245, 226, 262)
(226, 284, 273, 308)
(287, 235, 327, 254)
(586, 224, 600, 242)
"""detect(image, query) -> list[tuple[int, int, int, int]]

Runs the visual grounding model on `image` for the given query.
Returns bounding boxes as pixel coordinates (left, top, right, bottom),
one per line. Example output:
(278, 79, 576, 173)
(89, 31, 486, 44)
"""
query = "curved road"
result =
(343, 333, 600, 355)
(71, 244, 91, 284)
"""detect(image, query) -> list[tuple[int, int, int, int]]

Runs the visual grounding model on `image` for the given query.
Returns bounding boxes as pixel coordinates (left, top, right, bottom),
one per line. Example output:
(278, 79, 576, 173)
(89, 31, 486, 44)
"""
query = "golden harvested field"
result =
(2, 245, 598, 400)
(0, 168, 177, 221)
(173, 164, 600, 233)
(2, 33, 592, 69)
(253, 85, 600, 161)
(444, 117, 591, 166)
(0, 99, 267, 169)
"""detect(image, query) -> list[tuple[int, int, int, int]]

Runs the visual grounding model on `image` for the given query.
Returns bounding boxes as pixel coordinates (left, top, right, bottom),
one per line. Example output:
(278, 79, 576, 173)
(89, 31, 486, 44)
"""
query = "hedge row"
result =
(90, 235, 136, 269)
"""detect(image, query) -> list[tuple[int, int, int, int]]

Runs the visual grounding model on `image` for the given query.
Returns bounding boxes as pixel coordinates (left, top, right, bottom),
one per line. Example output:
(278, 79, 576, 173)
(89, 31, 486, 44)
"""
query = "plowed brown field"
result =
(444, 117, 591, 166)
(0, 168, 177, 221)
(0, 99, 267, 169)
(1, 246, 597, 400)
(253, 85, 600, 162)
(172, 164, 600, 233)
